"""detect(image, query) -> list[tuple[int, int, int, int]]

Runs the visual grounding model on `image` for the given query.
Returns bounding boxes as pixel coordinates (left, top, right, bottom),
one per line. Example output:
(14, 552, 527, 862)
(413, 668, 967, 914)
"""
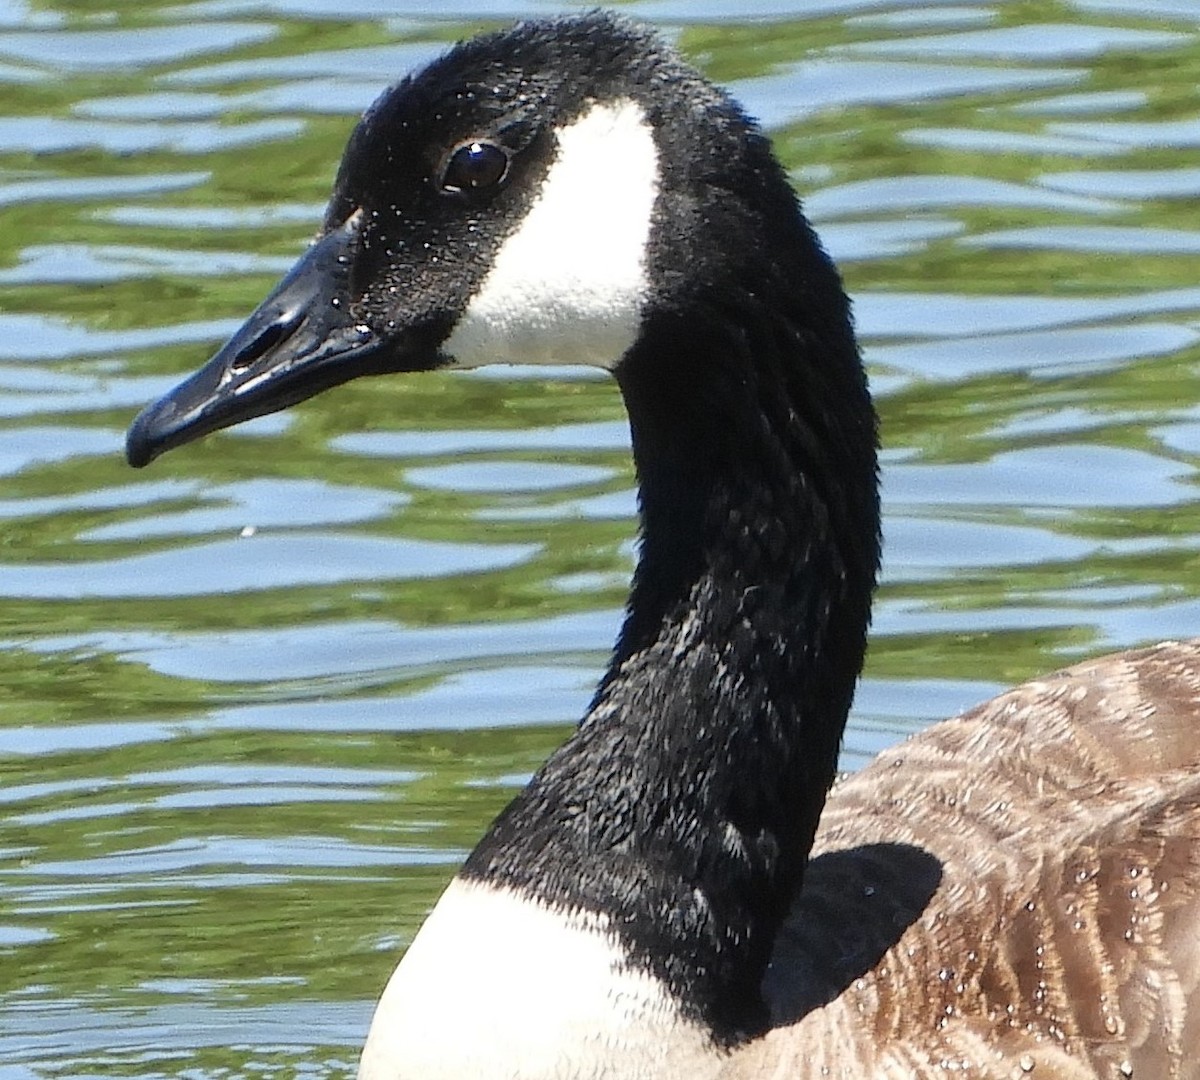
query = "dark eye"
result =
(440, 140, 509, 195)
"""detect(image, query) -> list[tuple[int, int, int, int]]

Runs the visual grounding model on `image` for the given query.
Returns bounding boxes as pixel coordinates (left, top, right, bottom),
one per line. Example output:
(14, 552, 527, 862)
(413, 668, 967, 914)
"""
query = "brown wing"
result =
(745, 640, 1200, 1079)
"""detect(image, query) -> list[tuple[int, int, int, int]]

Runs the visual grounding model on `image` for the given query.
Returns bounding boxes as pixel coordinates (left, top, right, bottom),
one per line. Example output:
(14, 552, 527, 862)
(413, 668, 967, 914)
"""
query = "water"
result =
(1, 0, 1199, 1074)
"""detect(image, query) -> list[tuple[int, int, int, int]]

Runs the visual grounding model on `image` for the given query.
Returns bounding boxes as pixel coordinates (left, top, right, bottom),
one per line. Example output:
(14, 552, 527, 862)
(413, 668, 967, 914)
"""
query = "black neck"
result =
(463, 231, 878, 1044)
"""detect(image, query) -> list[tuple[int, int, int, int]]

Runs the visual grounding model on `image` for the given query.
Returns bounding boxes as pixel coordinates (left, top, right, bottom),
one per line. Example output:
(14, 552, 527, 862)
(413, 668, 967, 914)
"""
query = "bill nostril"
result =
(230, 308, 305, 373)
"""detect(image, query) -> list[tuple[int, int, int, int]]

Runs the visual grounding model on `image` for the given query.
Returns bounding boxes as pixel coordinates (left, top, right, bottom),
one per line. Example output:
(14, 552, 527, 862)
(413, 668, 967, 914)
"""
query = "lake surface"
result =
(2, 0, 1200, 1075)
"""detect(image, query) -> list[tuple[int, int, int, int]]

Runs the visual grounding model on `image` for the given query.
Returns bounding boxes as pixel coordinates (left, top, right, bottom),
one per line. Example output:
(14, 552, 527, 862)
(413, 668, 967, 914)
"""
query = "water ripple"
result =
(0, 533, 539, 598)
(0, 23, 277, 71)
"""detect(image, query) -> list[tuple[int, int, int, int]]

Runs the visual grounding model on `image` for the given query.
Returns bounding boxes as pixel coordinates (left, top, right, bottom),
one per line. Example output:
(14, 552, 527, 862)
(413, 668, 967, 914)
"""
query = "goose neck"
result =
(464, 296, 878, 1041)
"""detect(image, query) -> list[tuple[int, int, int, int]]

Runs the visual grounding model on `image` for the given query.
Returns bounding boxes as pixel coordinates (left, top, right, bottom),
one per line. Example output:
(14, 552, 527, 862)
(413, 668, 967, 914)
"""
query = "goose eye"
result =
(441, 140, 509, 194)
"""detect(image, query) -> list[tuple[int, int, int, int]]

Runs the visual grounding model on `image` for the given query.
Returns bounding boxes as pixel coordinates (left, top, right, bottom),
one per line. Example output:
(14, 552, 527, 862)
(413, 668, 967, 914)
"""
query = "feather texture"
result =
(754, 640, 1200, 1077)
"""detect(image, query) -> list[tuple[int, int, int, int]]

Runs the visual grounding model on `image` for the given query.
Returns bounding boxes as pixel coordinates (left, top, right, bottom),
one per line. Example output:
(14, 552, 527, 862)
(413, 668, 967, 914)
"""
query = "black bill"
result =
(126, 212, 404, 468)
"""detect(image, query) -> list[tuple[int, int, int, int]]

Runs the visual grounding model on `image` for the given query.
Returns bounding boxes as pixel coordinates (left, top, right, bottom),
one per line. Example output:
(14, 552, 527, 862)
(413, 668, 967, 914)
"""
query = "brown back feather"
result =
(743, 640, 1200, 1078)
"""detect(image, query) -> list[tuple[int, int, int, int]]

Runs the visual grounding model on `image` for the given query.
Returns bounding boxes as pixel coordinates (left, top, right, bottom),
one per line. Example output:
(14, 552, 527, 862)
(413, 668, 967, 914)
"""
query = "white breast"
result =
(357, 878, 719, 1080)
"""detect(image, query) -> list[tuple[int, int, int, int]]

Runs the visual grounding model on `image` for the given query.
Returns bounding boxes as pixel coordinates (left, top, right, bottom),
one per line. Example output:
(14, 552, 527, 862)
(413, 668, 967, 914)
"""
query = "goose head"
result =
(126, 13, 868, 483)
(127, 17, 672, 460)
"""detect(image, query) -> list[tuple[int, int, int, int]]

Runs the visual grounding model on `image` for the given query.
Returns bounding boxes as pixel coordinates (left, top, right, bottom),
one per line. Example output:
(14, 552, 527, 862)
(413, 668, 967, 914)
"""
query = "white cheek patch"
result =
(443, 99, 659, 371)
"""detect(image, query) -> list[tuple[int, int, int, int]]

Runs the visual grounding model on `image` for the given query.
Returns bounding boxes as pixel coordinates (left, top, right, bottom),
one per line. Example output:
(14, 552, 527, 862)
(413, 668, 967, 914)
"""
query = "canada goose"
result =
(125, 11, 1200, 1079)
